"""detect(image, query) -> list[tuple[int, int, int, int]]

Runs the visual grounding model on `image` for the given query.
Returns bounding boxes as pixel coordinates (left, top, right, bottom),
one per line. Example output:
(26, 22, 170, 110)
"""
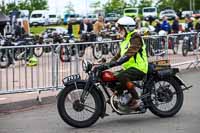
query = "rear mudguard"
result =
(173, 75, 192, 91)
(58, 80, 107, 118)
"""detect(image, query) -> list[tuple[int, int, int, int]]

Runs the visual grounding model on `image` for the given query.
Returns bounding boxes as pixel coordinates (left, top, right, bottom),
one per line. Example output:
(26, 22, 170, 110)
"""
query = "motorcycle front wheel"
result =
(57, 82, 102, 128)
(147, 77, 184, 118)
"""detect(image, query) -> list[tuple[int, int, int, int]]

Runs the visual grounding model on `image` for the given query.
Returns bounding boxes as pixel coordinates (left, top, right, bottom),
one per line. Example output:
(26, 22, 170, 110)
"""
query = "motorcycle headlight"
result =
(97, 36, 103, 42)
(82, 59, 92, 72)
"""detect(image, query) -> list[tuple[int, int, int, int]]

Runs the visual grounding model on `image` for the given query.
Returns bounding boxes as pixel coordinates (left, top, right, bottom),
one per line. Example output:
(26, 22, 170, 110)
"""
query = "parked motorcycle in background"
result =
(182, 34, 197, 56)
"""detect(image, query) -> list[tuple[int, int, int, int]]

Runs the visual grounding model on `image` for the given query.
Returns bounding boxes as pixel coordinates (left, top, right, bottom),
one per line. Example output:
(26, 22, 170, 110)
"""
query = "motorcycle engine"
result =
(110, 91, 133, 114)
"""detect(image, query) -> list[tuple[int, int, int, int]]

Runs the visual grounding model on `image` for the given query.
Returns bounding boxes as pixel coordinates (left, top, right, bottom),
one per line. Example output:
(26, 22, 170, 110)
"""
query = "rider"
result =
(98, 16, 148, 110)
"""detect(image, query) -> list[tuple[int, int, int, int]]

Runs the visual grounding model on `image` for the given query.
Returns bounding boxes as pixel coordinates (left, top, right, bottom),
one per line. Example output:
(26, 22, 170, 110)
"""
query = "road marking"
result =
(0, 98, 7, 101)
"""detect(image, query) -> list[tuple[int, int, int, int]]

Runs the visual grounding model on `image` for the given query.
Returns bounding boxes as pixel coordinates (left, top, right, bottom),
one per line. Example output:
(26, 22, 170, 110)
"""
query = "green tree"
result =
(18, 0, 30, 10)
(129, 0, 138, 7)
(29, 0, 48, 12)
(157, 0, 200, 11)
(1, 0, 48, 14)
(90, 1, 101, 9)
(156, 0, 174, 11)
(103, 0, 126, 15)
(64, 1, 75, 14)
(0, 1, 6, 13)
(5, 2, 18, 14)
(138, 0, 152, 9)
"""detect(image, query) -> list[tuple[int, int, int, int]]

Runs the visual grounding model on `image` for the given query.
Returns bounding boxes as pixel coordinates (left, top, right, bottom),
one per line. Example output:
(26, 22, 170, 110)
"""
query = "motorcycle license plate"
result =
(63, 74, 81, 84)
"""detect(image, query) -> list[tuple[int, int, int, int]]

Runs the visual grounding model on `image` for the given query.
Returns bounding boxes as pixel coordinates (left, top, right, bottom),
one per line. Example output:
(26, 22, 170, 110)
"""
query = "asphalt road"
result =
(0, 69, 200, 133)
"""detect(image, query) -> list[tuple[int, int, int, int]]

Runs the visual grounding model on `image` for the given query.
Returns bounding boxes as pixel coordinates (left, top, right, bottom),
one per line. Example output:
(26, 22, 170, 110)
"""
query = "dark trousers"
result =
(115, 67, 145, 99)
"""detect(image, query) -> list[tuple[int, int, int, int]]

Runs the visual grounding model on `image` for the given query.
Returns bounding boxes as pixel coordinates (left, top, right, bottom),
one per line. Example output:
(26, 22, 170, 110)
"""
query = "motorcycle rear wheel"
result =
(182, 43, 189, 56)
(147, 77, 184, 118)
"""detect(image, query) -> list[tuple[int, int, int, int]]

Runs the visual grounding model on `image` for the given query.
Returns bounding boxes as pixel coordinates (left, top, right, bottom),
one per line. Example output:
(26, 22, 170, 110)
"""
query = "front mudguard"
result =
(58, 80, 107, 118)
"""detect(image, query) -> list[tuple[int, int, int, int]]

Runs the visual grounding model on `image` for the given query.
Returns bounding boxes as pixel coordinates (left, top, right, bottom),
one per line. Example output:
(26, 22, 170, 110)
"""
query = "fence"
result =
(0, 33, 200, 95)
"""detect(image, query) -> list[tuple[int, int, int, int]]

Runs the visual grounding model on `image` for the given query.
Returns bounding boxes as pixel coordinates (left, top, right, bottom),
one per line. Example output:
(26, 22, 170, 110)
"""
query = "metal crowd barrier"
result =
(0, 33, 200, 95)
(167, 32, 200, 69)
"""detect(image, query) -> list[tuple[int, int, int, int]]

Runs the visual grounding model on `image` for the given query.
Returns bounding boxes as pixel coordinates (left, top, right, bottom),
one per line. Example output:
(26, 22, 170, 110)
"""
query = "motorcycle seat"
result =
(148, 63, 171, 74)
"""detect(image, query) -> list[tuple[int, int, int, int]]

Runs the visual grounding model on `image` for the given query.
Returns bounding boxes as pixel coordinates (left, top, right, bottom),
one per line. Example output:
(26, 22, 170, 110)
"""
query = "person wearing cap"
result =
(96, 16, 148, 111)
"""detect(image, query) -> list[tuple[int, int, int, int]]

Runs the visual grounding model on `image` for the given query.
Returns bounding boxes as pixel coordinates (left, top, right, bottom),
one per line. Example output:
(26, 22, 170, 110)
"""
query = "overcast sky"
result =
(48, 0, 107, 15)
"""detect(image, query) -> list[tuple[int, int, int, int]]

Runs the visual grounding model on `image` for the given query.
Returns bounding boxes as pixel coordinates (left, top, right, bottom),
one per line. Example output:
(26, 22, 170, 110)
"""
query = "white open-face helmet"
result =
(116, 16, 136, 33)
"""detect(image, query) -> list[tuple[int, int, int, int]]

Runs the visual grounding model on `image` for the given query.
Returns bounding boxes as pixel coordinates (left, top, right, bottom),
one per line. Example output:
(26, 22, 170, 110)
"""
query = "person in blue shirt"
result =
(161, 16, 171, 34)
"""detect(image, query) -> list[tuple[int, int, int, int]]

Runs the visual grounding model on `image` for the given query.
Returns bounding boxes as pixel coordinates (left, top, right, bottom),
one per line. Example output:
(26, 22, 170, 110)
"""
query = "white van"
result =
(142, 7, 157, 20)
(30, 10, 49, 26)
(48, 12, 61, 25)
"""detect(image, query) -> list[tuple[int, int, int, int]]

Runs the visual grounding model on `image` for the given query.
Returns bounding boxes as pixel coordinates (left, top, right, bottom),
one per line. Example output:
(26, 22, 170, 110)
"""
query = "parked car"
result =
(181, 11, 193, 18)
(30, 10, 49, 26)
(143, 7, 157, 20)
(105, 13, 119, 22)
(124, 8, 139, 18)
(63, 14, 82, 24)
(87, 14, 97, 23)
(159, 10, 177, 20)
(48, 12, 61, 25)
(192, 10, 200, 18)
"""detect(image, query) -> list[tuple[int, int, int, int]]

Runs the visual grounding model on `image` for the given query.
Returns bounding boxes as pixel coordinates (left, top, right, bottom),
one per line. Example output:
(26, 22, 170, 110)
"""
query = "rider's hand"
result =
(95, 61, 117, 71)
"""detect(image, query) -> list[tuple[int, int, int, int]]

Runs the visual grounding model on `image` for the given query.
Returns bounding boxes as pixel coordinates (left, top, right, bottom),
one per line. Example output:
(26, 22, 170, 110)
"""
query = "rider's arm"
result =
(109, 34, 143, 67)
(124, 33, 143, 58)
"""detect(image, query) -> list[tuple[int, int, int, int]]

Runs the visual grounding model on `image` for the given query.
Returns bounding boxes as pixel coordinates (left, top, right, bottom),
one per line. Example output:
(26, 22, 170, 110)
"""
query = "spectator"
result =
(172, 16, 179, 33)
(14, 21, 25, 38)
(161, 16, 171, 34)
(67, 21, 73, 36)
(185, 17, 194, 32)
(87, 19, 93, 32)
(195, 18, 200, 32)
(135, 17, 142, 30)
(79, 18, 93, 34)
(154, 19, 162, 33)
(93, 16, 104, 34)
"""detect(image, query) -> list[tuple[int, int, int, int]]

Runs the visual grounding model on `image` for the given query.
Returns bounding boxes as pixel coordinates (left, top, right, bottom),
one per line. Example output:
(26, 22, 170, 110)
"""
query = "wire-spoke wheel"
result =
(59, 46, 71, 62)
(93, 44, 103, 59)
(57, 83, 102, 128)
(0, 52, 10, 68)
(148, 78, 184, 118)
(34, 45, 44, 57)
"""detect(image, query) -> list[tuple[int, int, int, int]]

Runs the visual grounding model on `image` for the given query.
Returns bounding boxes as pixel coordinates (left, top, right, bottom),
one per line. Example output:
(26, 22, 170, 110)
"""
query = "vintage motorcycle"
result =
(57, 59, 191, 128)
